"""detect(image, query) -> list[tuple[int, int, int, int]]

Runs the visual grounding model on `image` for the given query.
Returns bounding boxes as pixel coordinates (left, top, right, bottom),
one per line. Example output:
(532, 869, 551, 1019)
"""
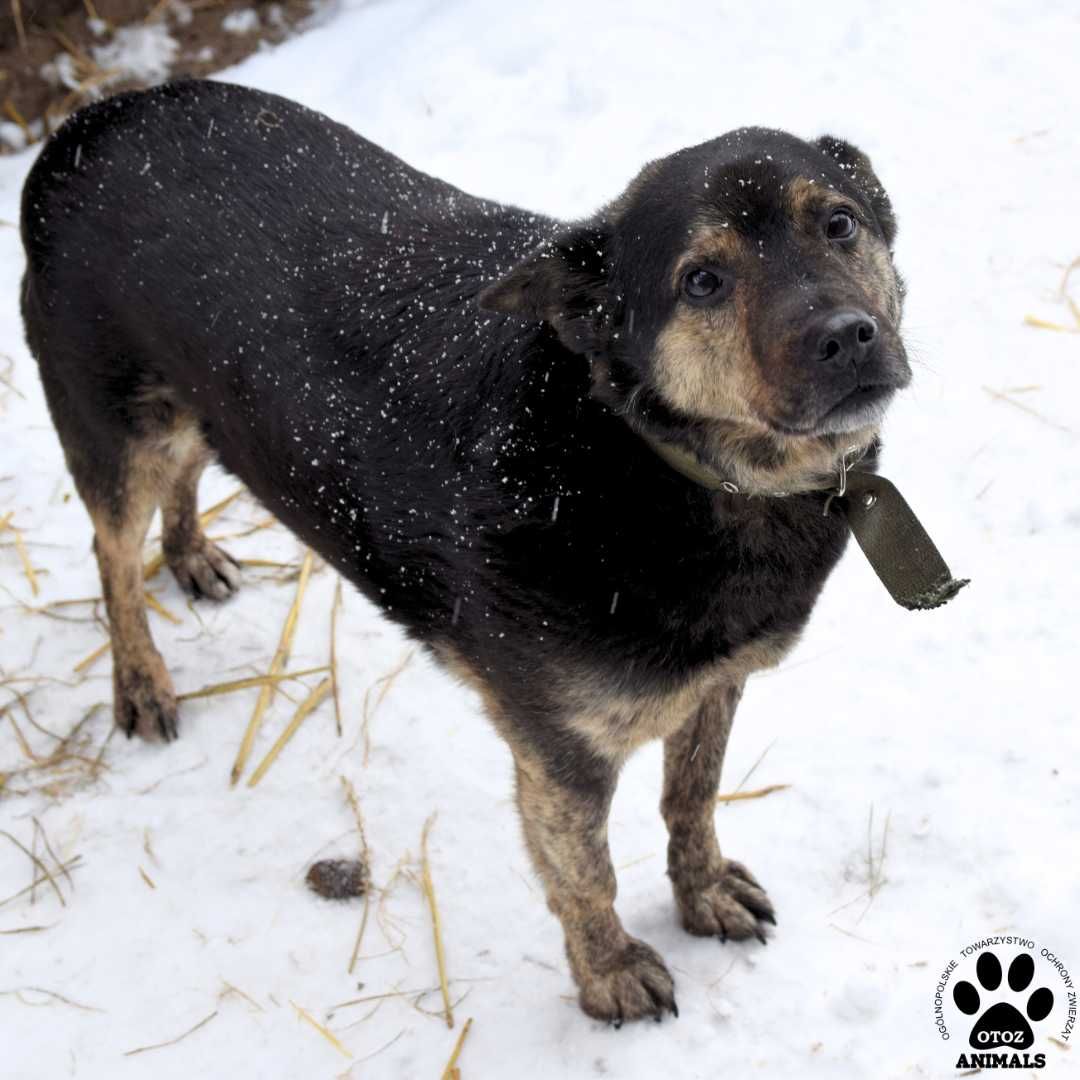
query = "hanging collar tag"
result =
(834, 471, 969, 611)
(636, 430, 969, 612)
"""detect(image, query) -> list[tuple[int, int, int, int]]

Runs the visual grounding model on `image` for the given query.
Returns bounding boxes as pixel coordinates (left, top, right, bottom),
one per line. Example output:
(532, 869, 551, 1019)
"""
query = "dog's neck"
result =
(635, 424, 876, 498)
(589, 359, 878, 498)
(586, 360, 969, 612)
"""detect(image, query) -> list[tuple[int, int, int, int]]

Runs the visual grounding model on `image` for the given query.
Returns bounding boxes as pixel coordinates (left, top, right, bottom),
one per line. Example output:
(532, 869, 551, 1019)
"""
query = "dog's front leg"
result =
(513, 752, 677, 1024)
(661, 681, 776, 942)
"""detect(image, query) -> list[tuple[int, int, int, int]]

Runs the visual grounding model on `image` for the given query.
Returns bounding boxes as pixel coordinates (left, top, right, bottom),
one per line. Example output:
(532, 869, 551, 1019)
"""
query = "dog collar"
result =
(638, 431, 969, 611)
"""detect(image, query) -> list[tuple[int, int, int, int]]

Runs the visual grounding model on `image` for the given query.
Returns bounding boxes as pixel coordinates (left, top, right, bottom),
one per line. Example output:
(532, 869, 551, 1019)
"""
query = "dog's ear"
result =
(477, 224, 611, 355)
(815, 135, 897, 249)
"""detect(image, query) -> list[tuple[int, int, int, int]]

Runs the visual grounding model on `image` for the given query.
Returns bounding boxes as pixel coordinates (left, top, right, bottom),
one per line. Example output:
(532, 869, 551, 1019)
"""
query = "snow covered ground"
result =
(2, 1, 1078, 1077)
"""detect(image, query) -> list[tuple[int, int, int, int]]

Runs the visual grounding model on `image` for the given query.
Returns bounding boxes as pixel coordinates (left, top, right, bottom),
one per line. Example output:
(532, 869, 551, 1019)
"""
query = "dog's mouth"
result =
(811, 381, 897, 435)
(770, 355, 910, 438)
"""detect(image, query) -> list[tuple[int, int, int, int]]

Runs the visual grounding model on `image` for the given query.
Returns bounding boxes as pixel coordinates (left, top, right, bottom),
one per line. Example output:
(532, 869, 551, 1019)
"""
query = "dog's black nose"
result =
(812, 309, 877, 368)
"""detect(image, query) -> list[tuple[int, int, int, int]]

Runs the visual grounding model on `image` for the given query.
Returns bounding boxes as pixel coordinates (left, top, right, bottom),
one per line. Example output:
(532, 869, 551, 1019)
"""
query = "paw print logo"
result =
(953, 951, 1055, 1050)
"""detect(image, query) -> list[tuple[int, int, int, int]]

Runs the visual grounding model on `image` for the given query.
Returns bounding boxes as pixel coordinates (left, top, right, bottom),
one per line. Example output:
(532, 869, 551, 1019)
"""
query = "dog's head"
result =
(479, 128, 910, 493)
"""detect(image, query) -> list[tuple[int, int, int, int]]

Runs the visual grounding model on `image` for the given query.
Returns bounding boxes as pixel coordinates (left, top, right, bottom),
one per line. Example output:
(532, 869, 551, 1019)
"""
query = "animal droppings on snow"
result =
(305, 858, 370, 900)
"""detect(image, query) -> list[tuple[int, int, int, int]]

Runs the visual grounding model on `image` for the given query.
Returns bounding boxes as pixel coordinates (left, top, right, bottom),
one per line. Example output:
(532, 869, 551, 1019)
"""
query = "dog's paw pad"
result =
(168, 540, 241, 601)
(677, 859, 775, 943)
(578, 939, 677, 1026)
(953, 950, 1055, 1050)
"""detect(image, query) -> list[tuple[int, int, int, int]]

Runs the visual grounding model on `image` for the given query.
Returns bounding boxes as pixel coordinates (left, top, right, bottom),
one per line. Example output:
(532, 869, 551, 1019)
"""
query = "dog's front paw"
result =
(674, 859, 775, 944)
(577, 938, 677, 1026)
(114, 661, 178, 742)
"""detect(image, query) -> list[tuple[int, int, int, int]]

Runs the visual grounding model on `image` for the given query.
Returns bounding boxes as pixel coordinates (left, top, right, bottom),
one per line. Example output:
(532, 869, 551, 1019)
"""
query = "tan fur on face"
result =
(652, 223, 763, 427)
(669, 222, 745, 288)
(786, 176, 900, 318)
(652, 303, 881, 493)
(785, 175, 832, 219)
(647, 185, 899, 495)
(651, 304, 765, 426)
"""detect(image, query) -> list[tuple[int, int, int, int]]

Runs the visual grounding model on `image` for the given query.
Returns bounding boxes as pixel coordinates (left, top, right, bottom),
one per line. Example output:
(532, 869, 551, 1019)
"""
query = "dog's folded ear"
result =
(477, 224, 611, 355)
(815, 135, 897, 249)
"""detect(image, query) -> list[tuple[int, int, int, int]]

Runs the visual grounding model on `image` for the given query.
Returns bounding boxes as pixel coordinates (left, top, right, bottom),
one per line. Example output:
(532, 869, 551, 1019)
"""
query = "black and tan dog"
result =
(20, 81, 909, 1024)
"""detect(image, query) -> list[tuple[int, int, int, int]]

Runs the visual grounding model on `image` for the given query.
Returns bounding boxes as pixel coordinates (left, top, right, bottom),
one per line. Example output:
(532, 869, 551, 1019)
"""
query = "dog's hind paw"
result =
(577, 938, 678, 1026)
(675, 858, 775, 945)
(167, 539, 241, 601)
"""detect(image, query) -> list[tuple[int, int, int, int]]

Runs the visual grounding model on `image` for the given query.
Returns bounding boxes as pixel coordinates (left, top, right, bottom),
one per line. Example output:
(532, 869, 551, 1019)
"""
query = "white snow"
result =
(1, 1, 1078, 1078)
(222, 9, 260, 35)
(39, 22, 178, 99)
(92, 23, 180, 87)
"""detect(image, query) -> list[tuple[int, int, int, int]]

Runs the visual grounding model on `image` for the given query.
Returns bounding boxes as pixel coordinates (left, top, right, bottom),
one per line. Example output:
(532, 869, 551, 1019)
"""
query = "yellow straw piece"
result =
(716, 783, 791, 804)
(230, 549, 314, 785)
(1023, 314, 1078, 333)
(73, 640, 110, 675)
(421, 815, 454, 1028)
(291, 1001, 352, 1059)
(177, 665, 329, 702)
(440, 1017, 474, 1080)
(246, 677, 332, 788)
(8, 527, 40, 597)
(143, 592, 181, 625)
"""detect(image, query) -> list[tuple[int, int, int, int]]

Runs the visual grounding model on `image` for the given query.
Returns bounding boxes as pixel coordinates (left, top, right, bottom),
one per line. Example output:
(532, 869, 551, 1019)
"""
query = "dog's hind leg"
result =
(87, 439, 180, 742)
(161, 438, 241, 602)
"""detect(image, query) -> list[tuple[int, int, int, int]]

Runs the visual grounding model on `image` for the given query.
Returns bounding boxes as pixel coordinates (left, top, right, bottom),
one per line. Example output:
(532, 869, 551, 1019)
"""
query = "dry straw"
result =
(420, 814, 454, 1029)
(178, 665, 329, 702)
(0, 513, 39, 596)
(716, 783, 791, 804)
(330, 578, 344, 736)
(123, 1010, 218, 1057)
(361, 650, 414, 765)
(1023, 255, 1080, 332)
(440, 1016, 474, 1080)
(246, 675, 332, 787)
(291, 1001, 352, 1059)
(342, 776, 372, 974)
(231, 548, 314, 784)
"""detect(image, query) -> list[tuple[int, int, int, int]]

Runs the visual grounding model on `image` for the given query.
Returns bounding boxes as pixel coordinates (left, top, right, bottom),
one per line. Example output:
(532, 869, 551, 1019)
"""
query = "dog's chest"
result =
(558, 631, 796, 762)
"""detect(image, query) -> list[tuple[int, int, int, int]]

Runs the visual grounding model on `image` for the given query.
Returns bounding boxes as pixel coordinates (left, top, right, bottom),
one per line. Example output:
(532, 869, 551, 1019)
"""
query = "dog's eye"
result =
(682, 269, 728, 301)
(826, 209, 858, 241)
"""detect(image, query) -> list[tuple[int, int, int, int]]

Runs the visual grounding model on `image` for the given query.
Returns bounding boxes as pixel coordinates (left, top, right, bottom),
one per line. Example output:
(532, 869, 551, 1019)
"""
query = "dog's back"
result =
(21, 81, 563, 632)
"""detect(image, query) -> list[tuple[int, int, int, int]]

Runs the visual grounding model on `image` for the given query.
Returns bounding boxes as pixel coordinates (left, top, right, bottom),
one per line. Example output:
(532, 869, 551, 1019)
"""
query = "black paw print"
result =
(953, 951, 1054, 1050)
